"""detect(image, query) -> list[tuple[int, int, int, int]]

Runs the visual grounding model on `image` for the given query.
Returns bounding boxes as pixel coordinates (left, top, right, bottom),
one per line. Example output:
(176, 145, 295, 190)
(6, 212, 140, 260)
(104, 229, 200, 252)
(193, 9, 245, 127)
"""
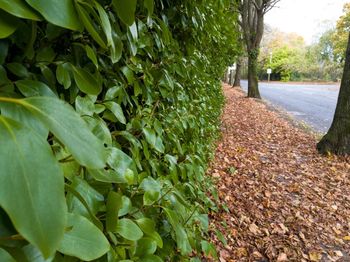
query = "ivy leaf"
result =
(25, 0, 82, 30)
(116, 218, 143, 241)
(0, 96, 107, 169)
(0, 116, 67, 258)
(0, 0, 42, 20)
(58, 213, 110, 261)
(136, 218, 163, 248)
(143, 127, 165, 153)
(112, 0, 137, 26)
(0, 10, 19, 39)
(71, 65, 102, 95)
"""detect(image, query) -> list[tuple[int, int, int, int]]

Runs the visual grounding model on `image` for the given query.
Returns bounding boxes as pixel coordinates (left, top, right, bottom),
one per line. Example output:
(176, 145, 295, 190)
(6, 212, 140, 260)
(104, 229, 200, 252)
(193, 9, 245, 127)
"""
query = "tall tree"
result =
(238, 0, 280, 98)
(233, 57, 242, 86)
(317, 31, 350, 154)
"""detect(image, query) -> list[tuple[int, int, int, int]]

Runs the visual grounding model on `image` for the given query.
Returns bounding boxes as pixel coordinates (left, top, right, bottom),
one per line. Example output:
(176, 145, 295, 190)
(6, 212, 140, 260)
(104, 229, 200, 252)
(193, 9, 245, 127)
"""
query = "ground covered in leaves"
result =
(209, 84, 350, 261)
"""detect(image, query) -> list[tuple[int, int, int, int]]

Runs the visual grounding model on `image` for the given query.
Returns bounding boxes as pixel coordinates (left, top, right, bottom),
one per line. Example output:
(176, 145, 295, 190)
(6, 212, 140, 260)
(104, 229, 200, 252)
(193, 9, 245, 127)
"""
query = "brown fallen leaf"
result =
(277, 253, 288, 261)
(309, 251, 322, 261)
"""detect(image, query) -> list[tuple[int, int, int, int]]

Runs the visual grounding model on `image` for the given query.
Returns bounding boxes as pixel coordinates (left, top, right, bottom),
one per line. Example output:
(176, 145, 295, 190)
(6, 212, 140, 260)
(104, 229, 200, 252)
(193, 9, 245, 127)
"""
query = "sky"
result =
(265, 0, 349, 44)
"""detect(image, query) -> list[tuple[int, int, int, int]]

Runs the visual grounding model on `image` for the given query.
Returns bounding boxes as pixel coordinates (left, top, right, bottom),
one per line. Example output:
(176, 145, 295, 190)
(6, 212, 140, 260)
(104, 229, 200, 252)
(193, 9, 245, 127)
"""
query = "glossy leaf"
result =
(58, 213, 110, 261)
(56, 63, 71, 89)
(72, 66, 102, 95)
(0, 248, 15, 262)
(0, 116, 67, 258)
(104, 101, 126, 124)
(0, 10, 19, 39)
(0, 0, 41, 20)
(25, 0, 82, 30)
(116, 218, 143, 241)
(0, 96, 107, 168)
(15, 80, 56, 98)
(107, 147, 133, 175)
(112, 0, 137, 26)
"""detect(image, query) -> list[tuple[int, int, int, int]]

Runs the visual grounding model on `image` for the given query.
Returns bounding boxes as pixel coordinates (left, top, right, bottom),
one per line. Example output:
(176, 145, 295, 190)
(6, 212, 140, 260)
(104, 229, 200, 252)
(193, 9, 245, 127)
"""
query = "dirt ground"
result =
(209, 84, 350, 261)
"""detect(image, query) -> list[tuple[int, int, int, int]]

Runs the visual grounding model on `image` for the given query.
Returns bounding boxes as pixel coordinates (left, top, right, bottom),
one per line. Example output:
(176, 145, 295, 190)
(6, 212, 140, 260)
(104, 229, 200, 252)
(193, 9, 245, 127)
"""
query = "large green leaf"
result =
(112, 0, 137, 26)
(0, 248, 15, 262)
(0, 96, 107, 169)
(15, 80, 57, 98)
(72, 65, 102, 95)
(106, 191, 122, 232)
(0, 10, 19, 39)
(25, 0, 82, 30)
(0, 0, 41, 20)
(107, 147, 133, 175)
(0, 116, 67, 258)
(116, 218, 143, 241)
(58, 213, 110, 261)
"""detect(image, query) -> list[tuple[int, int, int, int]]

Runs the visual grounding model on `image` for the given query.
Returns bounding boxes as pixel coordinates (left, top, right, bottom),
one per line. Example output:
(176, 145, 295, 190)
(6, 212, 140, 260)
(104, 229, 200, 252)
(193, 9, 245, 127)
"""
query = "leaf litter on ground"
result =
(208, 84, 350, 262)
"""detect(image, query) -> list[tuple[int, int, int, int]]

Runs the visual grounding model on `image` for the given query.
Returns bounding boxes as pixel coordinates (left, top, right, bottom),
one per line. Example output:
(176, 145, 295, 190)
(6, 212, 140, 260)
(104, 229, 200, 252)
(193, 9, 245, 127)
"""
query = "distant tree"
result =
(317, 31, 350, 154)
(238, 0, 280, 98)
(332, 3, 350, 62)
(233, 57, 242, 86)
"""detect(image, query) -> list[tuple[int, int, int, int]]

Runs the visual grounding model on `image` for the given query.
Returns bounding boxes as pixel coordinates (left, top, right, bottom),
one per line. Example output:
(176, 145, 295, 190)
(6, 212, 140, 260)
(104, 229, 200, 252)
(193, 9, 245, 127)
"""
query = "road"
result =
(240, 80, 340, 133)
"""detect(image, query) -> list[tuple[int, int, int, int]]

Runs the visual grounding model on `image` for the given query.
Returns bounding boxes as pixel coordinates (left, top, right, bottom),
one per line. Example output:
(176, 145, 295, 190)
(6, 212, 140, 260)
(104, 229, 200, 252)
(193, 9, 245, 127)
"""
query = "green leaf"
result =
(107, 147, 132, 175)
(85, 45, 98, 68)
(0, 248, 15, 262)
(136, 218, 163, 248)
(0, 116, 67, 258)
(67, 177, 104, 219)
(25, 0, 82, 30)
(0, 10, 19, 39)
(106, 191, 122, 232)
(6, 63, 28, 78)
(164, 208, 192, 255)
(116, 218, 143, 241)
(118, 196, 132, 217)
(142, 255, 163, 262)
(36, 47, 56, 62)
(15, 80, 56, 98)
(112, 0, 137, 26)
(75, 2, 107, 49)
(139, 177, 161, 205)
(88, 169, 129, 184)
(58, 213, 110, 261)
(144, 0, 154, 16)
(0, 0, 41, 20)
(56, 63, 71, 89)
(134, 237, 157, 256)
(111, 31, 123, 63)
(0, 96, 107, 168)
(72, 65, 102, 95)
(143, 127, 164, 153)
(104, 101, 126, 124)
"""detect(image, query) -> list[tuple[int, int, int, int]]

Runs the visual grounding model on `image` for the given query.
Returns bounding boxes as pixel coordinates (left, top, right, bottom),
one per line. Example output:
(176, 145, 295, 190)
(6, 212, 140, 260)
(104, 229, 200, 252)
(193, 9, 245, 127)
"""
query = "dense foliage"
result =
(0, 0, 239, 261)
(255, 2, 350, 84)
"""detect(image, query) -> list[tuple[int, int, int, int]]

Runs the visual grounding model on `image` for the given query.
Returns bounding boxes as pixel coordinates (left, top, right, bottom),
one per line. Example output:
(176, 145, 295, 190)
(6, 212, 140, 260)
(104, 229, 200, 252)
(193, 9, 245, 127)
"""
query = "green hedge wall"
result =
(0, 0, 239, 261)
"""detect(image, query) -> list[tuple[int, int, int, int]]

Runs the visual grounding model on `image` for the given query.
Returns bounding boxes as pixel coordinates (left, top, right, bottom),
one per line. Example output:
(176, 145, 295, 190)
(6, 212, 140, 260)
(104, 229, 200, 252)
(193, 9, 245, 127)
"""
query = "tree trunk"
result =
(317, 32, 350, 155)
(233, 59, 241, 87)
(247, 50, 261, 99)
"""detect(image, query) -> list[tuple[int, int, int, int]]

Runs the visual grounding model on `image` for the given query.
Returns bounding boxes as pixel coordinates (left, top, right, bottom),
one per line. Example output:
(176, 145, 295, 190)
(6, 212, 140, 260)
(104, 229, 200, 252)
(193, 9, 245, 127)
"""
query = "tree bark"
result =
(233, 59, 242, 87)
(247, 50, 261, 98)
(317, 32, 350, 154)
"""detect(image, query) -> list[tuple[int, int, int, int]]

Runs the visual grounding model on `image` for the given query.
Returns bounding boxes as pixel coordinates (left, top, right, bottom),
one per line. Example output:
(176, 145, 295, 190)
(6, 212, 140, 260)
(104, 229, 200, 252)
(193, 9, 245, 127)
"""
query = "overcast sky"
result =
(265, 0, 349, 44)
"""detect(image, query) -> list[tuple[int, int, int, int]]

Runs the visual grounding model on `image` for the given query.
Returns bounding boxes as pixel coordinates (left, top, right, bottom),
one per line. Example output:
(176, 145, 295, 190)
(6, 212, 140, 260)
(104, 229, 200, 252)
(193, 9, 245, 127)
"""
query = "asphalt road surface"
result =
(240, 80, 340, 133)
